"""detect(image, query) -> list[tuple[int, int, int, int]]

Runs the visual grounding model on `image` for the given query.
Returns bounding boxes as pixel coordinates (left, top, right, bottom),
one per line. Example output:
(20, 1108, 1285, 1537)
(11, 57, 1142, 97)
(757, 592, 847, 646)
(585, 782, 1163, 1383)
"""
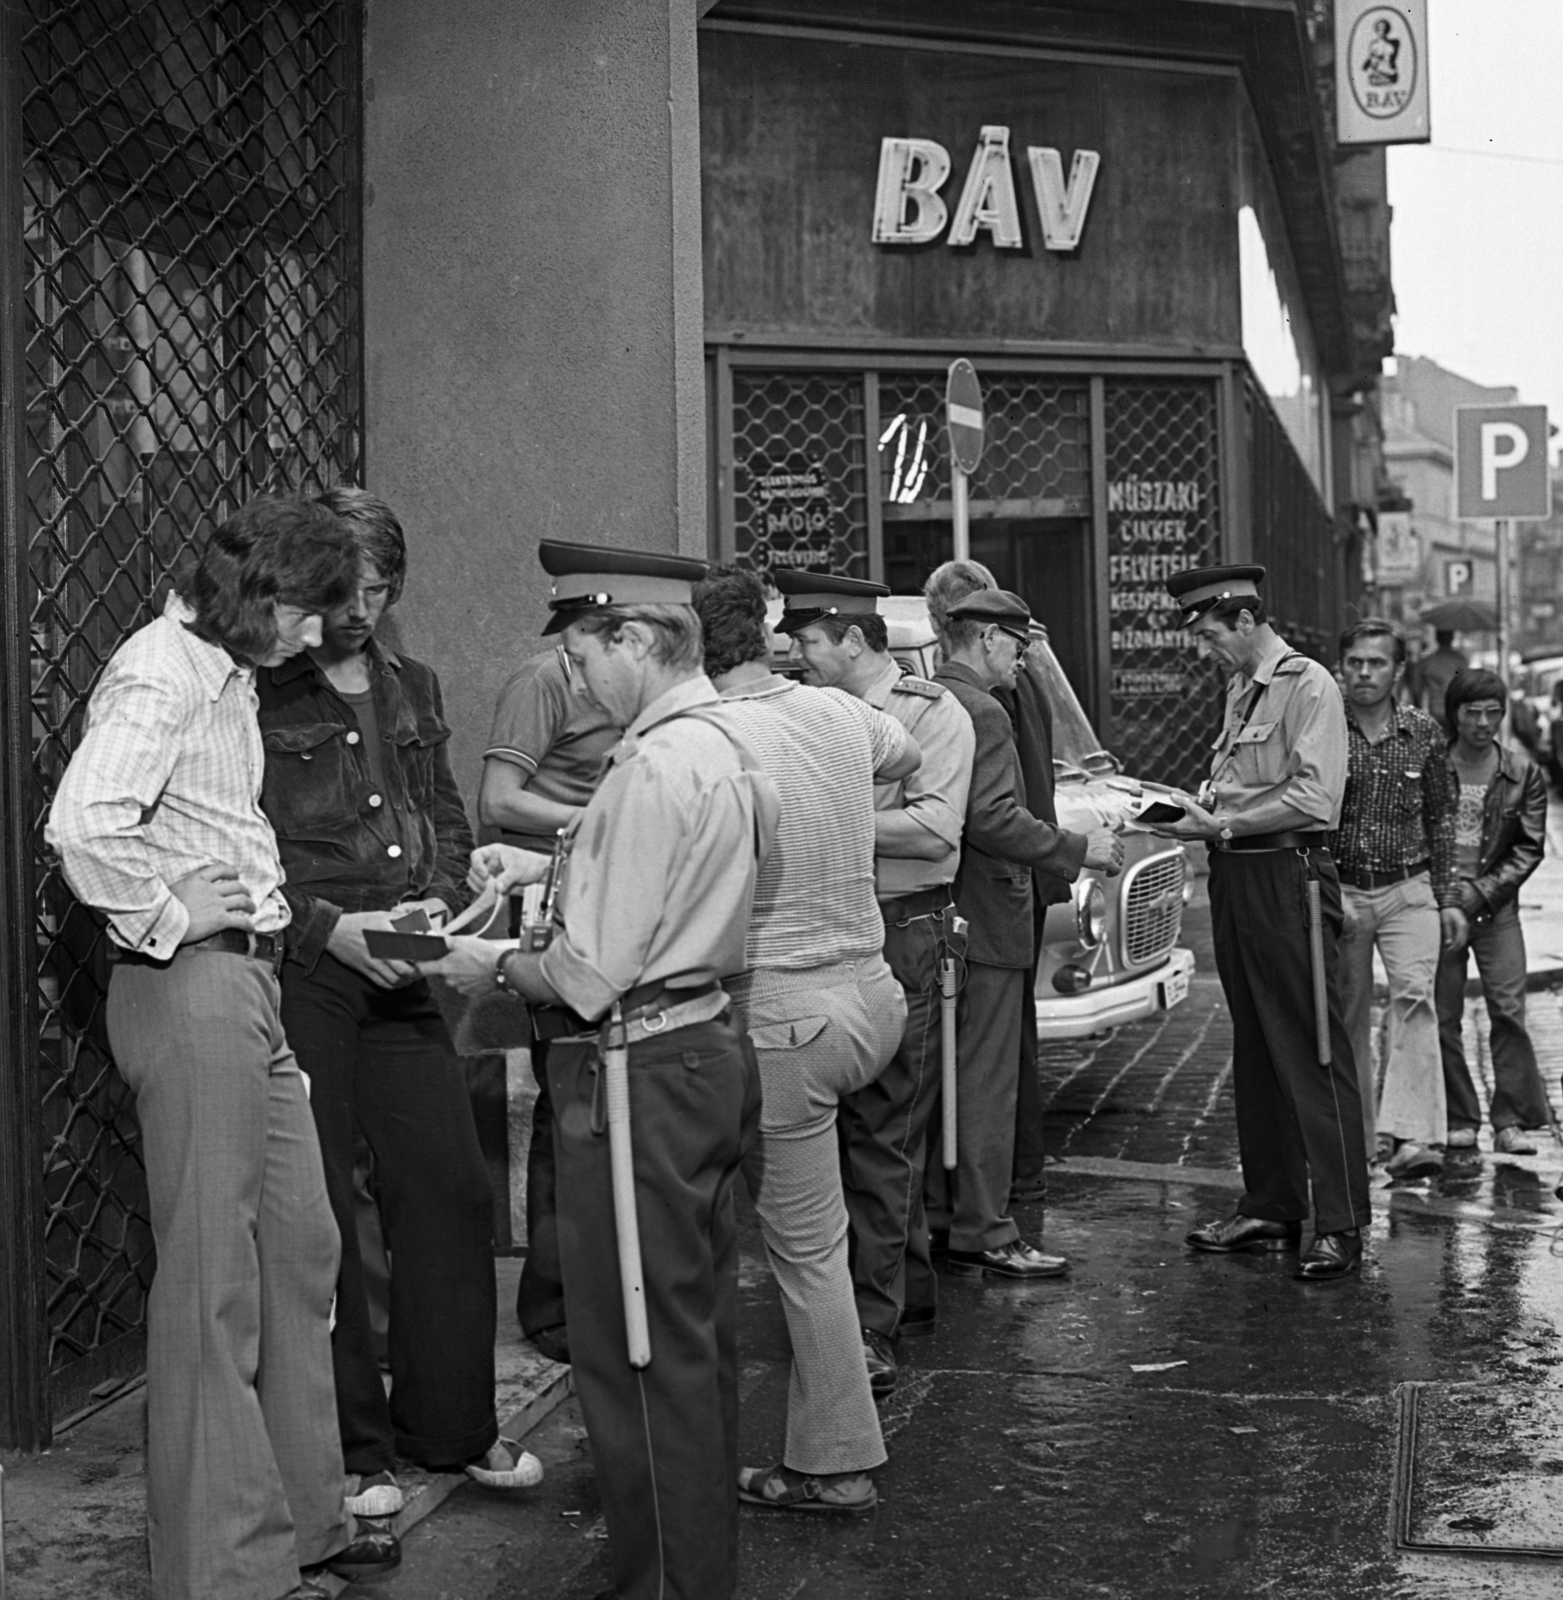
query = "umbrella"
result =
(1417, 598, 1497, 633)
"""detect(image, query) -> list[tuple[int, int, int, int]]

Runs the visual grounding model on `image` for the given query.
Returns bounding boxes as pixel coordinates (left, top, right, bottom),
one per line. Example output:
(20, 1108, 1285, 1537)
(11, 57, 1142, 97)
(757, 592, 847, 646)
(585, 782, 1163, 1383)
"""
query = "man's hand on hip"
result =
(171, 863, 255, 944)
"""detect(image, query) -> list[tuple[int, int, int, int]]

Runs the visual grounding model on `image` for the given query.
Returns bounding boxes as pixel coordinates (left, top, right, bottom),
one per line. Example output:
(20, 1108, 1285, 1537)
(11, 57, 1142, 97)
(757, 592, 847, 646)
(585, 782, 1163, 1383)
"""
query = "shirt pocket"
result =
(394, 712, 451, 811)
(1231, 719, 1287, 788)
(1394, 767, 1424, 823)
(261, 722, 357, 838)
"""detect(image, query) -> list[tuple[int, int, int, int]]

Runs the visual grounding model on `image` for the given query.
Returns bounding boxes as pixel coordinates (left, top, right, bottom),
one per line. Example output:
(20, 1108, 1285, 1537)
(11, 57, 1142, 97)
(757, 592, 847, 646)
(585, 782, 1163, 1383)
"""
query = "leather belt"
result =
(530, 979, 721, 1044)
(1338, 860, 1429, 890)
(1212, 830, 1328, 854)
(878, 886, 955, 925)
(115, 928, 285, 971)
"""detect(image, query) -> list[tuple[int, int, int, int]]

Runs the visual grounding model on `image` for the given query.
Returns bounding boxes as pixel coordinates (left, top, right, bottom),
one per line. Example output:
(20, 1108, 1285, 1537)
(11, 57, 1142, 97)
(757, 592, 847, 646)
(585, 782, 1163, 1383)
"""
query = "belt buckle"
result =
(641, 1009, 668, 1034)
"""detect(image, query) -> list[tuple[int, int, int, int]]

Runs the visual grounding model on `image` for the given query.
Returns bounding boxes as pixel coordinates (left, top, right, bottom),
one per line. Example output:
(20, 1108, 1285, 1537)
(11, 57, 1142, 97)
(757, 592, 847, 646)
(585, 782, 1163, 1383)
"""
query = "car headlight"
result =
(1074, 879, 1107, 948)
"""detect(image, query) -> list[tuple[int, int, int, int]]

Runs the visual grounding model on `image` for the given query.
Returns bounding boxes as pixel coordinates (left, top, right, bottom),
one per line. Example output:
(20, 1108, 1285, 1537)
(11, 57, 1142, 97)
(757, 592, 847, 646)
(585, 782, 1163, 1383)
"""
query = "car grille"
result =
(1121, 853, 1186, 967)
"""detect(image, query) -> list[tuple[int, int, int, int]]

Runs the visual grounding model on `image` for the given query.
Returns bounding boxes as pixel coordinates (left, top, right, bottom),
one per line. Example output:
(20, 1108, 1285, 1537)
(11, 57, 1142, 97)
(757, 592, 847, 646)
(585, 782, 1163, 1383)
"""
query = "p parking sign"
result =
(1454, 405, 1551, 522)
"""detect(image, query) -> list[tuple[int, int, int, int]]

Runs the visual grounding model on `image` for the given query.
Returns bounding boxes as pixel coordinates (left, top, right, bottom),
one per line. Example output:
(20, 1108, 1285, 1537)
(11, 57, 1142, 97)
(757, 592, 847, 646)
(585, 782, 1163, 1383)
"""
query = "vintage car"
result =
(770, 595, 1196, 1040)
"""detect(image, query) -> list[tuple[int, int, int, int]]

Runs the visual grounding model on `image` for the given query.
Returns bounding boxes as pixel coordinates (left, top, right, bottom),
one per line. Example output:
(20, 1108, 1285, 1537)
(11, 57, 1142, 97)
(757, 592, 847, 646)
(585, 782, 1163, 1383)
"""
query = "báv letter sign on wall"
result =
(871, 126, 1101, 253)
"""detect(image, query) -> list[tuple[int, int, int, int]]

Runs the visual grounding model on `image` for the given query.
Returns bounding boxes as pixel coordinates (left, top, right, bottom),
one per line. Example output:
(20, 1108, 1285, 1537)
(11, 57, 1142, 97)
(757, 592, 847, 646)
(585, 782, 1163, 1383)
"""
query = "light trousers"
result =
(733, 957, 904, 1476)
(108, 949, 346, 1600)
(1337, 874, 1446, 1149)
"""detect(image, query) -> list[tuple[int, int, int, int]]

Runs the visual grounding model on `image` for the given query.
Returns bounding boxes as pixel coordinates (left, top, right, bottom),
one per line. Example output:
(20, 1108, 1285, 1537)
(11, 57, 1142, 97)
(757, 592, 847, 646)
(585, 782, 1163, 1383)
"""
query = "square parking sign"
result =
(1454, 404, 1552, 521)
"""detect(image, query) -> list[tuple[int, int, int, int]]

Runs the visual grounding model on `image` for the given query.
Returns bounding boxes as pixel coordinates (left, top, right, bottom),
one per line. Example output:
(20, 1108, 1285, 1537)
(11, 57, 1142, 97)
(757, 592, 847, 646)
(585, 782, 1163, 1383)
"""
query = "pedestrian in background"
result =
(479, 635, 622, 1365)
(1154, 565, 1370, 1281)
(1333, 619, 1464, 1180)
(696, 566, 917, 1515)
(1437, 668, 1553, 1155)
(257, 488, 538, 1522)
(48, 498, 385, 1600)
(1418, 629, 1469, 733)
(928, 589, 1121, 1280)
(778, 568, 975, 1399)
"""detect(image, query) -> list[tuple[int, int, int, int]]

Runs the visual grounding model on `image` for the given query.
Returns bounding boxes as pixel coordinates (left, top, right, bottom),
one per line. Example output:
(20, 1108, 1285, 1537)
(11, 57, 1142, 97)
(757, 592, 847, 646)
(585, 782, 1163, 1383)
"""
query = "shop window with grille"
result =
(17, 0, 362, 1420)
(1104, 378, 1225, 791)
(730, 371, 868, 576)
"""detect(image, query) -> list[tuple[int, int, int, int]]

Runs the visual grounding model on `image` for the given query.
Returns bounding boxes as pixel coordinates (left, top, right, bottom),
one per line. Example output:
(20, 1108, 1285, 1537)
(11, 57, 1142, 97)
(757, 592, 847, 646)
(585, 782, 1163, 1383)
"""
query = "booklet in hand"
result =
(363, 881, 508, 962)
(1130, 797, 1188, 828)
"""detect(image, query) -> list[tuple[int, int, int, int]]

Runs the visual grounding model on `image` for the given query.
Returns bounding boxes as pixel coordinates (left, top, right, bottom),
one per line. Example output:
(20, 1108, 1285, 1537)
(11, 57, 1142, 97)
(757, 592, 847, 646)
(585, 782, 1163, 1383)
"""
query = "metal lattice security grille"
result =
(1245, 373, 1345, 659)
(731, 372, 868, 575)
(877, 372, 1090, 513)
(23, 0, 361, 1410)
(1104, 379, 1225, 792)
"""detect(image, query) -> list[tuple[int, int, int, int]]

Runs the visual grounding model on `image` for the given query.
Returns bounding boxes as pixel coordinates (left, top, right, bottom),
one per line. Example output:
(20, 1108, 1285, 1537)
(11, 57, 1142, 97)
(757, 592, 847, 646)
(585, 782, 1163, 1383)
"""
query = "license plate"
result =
(1159, 968, 1191, 1009)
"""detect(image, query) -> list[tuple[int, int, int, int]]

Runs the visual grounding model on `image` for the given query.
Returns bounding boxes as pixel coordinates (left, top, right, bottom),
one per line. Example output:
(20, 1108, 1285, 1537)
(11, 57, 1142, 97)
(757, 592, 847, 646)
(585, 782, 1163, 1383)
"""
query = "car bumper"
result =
(1034, 947, 1197, 1040)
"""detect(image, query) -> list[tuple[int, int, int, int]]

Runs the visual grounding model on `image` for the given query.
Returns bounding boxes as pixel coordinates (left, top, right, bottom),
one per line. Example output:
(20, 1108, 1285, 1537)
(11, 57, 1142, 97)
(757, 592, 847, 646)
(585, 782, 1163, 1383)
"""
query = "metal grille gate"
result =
(2, 0, 362, 1438)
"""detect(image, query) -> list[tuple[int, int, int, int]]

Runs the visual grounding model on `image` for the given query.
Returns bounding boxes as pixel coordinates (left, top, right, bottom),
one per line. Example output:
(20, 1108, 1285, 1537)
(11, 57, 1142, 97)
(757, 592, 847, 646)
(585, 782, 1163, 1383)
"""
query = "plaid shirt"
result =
(46, 596, 289, 955)
(1334, 700, 1458, 908)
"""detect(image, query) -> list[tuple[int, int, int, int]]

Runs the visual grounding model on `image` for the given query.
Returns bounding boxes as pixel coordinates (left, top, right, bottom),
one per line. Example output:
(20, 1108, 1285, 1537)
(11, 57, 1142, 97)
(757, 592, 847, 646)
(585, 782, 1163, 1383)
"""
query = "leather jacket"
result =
(1450, 743, 1546, 916)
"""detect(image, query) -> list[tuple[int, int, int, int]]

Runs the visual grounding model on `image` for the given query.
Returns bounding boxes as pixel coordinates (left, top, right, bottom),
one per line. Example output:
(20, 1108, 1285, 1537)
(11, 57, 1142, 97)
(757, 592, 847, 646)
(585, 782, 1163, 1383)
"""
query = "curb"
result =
(317, 1363, 574, 1597)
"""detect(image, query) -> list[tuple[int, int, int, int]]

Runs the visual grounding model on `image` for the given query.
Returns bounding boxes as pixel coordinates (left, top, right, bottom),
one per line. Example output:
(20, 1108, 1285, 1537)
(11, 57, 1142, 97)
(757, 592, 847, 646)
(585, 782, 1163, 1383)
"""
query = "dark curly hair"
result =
(183, 497, 358, 664)
(692, 565, 770, 678)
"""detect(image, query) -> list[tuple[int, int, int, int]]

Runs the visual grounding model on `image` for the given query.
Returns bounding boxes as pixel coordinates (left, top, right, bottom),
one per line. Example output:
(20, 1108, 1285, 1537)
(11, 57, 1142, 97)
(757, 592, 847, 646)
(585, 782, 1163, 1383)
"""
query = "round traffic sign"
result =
(946, 358, 984, 474)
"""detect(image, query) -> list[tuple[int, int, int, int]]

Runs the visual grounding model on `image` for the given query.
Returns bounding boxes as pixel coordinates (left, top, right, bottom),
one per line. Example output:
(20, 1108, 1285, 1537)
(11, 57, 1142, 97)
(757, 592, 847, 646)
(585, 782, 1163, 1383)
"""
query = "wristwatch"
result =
(493, 948, 520, 996)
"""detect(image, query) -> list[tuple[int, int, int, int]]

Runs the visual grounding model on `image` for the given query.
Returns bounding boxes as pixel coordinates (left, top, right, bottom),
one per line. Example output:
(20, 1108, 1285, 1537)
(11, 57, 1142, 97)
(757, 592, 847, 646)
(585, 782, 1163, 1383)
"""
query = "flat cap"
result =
(948, 588, 1032, 641)
(537, 539, 708, 635)
(1164, 563, 1266, 626)
(773, 568, 890, 635)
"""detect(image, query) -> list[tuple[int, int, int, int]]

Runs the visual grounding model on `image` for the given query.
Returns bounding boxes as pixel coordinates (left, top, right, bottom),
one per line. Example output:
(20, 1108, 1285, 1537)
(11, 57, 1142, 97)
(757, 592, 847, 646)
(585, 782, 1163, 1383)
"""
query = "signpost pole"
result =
(1495, 517, 1510, 678)
(952, 466, 970, 560)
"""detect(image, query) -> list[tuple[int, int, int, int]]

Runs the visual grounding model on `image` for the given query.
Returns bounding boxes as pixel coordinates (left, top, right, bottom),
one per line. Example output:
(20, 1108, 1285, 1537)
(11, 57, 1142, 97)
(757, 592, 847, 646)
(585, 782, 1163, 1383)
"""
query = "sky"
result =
(1385, 0, 1563, 460)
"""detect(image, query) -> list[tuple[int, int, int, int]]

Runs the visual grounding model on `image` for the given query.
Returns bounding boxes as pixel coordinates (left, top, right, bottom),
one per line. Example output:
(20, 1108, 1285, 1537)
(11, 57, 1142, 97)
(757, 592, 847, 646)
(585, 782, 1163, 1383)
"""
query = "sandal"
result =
(465, 1436, 544, 1490)
(736, 1462, 877, 1514)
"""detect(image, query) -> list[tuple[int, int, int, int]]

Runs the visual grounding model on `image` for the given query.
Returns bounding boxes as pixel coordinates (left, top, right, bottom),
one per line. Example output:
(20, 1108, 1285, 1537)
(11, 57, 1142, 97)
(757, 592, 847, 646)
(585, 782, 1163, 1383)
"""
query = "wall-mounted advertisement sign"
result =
(751, 461, 836, 569)
(1335, 0, 1430, 146)
(872, 126, 1100, 254)
(1375, 510, 1420, 582)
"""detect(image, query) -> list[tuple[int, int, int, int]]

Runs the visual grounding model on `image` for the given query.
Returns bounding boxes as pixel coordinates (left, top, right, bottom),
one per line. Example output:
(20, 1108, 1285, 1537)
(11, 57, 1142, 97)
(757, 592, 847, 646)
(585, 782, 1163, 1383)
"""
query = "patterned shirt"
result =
(539, 676, 767, 1022)
(46, 595, 289, 955)
(718, 675, 909, 968)
(1334, 700, 1458, 907)
(860, 656, 976, 899)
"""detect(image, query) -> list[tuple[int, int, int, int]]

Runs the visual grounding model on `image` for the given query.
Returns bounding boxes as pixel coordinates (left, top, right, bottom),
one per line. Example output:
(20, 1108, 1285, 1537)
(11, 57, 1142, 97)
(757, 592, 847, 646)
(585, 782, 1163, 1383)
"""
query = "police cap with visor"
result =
(1163, 563, 1266, 626)
(772, 569, 890, 636)
(537, 538, 709, 635)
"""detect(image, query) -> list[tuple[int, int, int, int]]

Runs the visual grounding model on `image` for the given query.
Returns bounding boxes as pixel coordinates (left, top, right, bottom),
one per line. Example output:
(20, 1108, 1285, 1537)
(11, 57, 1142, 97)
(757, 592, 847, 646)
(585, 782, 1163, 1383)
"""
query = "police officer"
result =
(433, 540, 771, 1600)
(778, 569, 976, 1395)
(1155, 565, 1370, 1281)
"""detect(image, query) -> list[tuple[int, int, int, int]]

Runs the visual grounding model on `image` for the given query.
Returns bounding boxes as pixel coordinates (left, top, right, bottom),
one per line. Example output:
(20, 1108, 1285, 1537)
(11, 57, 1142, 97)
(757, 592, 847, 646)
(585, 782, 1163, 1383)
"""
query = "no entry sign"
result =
(1454, 404, 1552, 521)
(946, 359, 985, 474)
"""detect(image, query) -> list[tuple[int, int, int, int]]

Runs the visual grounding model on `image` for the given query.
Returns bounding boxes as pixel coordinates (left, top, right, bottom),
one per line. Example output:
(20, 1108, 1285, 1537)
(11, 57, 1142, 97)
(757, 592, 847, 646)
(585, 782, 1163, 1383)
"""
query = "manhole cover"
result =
(1394, 1383, 1563, 1556)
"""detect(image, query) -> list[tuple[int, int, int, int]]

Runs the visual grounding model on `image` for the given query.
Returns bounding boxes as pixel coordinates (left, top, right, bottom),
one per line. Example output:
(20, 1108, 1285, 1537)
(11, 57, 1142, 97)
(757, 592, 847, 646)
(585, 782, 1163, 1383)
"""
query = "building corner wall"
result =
(362, 0, 707, 788)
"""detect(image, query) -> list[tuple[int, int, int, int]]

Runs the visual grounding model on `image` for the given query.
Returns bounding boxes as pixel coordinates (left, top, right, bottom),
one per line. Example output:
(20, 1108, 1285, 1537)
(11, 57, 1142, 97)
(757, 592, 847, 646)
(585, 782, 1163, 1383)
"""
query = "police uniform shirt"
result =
(538, 675, 759, 1022)
(1207, 633, 1348, 835)
(860, 655, 976, 899)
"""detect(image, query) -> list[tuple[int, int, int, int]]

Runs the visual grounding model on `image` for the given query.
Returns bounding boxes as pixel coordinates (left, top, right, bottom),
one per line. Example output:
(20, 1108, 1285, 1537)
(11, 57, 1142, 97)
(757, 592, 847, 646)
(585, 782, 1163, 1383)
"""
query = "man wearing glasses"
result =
(1437, 669, 1553, 1155)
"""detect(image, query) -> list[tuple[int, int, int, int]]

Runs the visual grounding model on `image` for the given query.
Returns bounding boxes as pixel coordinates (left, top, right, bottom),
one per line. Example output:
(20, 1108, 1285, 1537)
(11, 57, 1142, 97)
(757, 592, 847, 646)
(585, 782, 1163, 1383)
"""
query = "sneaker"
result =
(1494, 1126, 1540, 1156)
(1445, 1128, 1479, 1149)
(345, 1470, 404, 1517)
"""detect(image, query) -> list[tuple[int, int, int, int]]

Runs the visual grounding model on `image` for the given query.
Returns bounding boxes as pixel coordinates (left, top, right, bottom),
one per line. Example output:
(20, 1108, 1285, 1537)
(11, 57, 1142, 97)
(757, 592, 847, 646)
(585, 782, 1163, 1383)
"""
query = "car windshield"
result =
(1027, 637, 1116, 775)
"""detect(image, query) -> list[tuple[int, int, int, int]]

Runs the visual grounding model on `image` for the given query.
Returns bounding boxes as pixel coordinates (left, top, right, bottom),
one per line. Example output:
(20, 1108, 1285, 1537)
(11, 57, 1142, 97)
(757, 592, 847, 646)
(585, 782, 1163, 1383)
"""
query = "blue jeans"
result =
(1437, 900, 1551, 1133)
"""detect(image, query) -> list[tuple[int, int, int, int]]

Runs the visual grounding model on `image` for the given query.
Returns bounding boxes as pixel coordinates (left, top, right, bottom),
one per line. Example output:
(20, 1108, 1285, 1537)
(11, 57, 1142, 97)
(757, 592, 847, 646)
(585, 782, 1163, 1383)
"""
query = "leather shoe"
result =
(897, 1302, 937, 1339)
(1294, 1229, 1363, 1281)
(946, 1240, 1068, 1279)
(861, 1327, 896, 1399)
(928, 1228, 950, 1257)
(305, 1518, 402, 1578)
(1185, 1213, 1302, 1253)
(284, 1584, 333, 1600)
(526, 1323, 570, 1364)
(1009, 1176, 1048, 1204)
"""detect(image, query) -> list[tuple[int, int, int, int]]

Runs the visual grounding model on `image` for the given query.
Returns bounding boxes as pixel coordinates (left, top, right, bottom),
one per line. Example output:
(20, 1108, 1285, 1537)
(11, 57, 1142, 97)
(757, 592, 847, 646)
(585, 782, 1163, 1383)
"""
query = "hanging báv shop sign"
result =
(1108, 477, 1203, 700)
(1334, 0, 1430, 147)
(751, 461, 836, 570)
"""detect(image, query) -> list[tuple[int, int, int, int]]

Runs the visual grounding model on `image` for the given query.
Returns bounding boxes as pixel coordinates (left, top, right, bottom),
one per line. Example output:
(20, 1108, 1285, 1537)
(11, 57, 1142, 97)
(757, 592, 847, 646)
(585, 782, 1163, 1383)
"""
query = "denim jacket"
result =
(257, 641, 474, 971)
(1447, 743, 1547, 916)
